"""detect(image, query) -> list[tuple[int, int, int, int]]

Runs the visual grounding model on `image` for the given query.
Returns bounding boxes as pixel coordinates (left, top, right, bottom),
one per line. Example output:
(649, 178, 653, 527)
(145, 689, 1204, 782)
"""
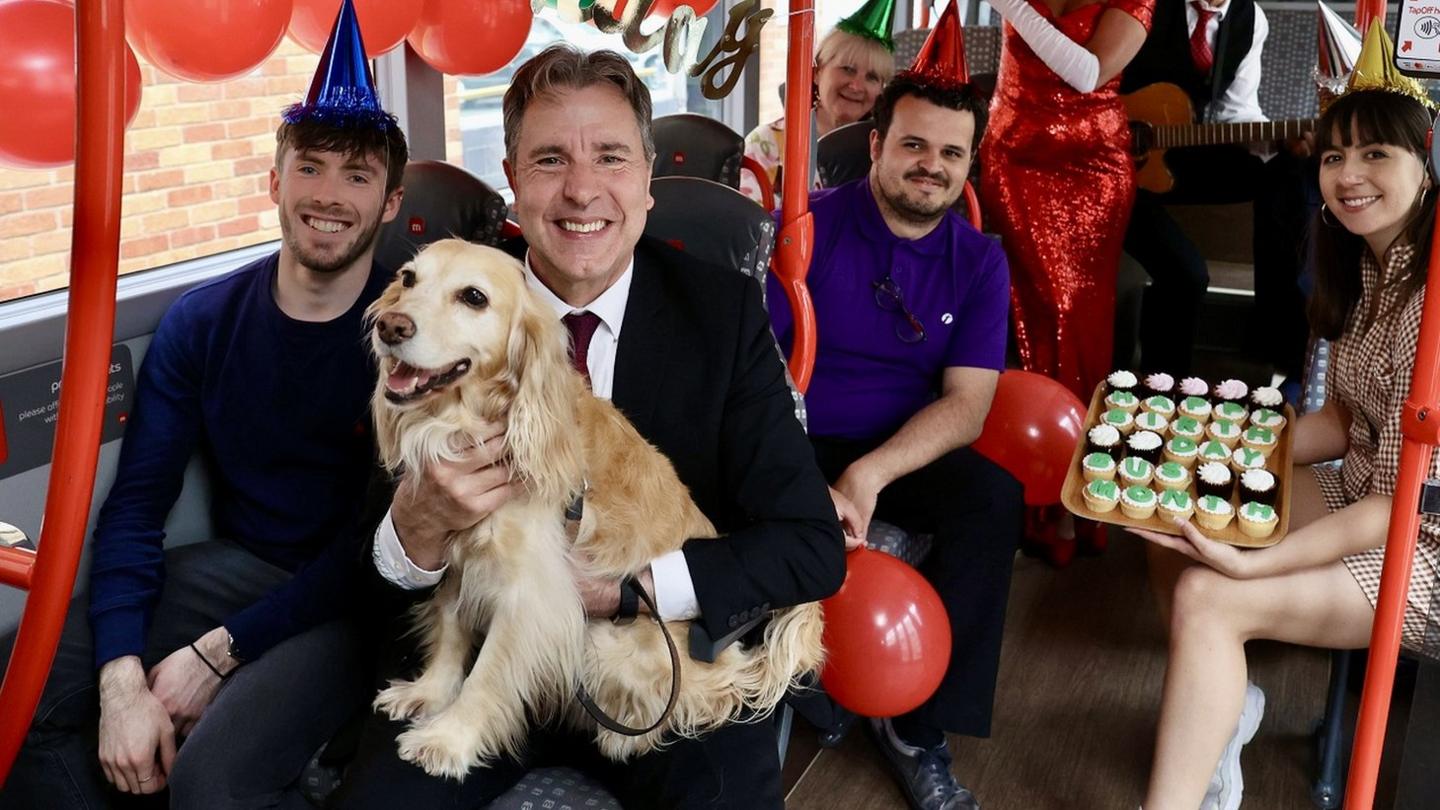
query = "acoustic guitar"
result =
(1122, 82, 1317, 194)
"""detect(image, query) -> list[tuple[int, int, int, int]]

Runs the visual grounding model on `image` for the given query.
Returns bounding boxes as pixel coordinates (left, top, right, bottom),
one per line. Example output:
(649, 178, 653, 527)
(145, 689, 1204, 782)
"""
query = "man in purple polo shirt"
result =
(768, 73, 1022, 810)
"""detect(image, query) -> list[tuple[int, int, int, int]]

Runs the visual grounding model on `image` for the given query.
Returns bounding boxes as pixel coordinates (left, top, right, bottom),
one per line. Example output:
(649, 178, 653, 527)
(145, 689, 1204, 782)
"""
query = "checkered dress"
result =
(1314, 244, 1440, 651)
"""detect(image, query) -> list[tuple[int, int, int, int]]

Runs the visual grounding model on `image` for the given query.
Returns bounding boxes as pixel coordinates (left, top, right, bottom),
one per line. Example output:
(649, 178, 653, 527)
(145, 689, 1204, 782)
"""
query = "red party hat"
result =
(900, 0, 968, 87)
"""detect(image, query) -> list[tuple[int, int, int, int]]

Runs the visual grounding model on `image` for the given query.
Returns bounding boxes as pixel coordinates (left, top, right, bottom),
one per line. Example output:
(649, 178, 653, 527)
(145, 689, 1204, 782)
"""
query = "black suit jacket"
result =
(500, 236, 845, 639)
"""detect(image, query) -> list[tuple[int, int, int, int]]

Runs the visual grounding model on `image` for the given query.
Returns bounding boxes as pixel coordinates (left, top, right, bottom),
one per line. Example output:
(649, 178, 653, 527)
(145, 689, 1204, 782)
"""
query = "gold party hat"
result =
(1334, 18, 1436, 110)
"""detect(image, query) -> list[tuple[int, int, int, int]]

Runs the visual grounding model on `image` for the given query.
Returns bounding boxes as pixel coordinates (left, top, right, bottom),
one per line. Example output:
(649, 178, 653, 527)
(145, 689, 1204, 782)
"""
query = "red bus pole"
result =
(0, 0, 126, 783)
(771, 0, 818, 392)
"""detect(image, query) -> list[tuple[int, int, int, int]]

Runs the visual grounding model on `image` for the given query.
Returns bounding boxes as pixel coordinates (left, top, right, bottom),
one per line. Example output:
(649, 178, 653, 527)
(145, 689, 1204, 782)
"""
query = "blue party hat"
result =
(283, 0, 397, 132)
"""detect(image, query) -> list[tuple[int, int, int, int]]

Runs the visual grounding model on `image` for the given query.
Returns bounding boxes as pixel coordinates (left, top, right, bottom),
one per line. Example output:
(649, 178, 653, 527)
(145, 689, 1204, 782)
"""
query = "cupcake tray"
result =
(1060, 383, 1295, 547)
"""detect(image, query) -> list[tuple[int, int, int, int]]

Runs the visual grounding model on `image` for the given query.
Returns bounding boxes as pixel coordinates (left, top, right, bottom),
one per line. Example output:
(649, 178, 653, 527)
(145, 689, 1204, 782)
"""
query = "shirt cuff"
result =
(373, 510, 447, 590)
(650, 550, 700, 621)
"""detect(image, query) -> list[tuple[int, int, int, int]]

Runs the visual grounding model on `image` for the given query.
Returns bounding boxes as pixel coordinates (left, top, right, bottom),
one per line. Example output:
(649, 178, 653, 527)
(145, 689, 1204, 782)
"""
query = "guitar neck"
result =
(1152, 119, 1316, 148)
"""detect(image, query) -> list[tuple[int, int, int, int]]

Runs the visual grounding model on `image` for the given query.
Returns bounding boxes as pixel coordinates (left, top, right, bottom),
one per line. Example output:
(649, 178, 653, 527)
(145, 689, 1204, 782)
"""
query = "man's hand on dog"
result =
(572, 552, 656, 618)
(393, 424, 512, 570)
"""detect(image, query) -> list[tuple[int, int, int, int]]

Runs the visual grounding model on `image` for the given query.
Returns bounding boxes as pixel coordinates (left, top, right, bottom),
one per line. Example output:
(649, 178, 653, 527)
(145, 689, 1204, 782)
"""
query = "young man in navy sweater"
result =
(0, 114, 407, 808)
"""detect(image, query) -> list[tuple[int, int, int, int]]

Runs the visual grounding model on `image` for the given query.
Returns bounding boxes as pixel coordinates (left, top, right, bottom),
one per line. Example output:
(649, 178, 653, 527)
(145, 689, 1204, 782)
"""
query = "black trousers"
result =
(329, 650, 784, 810)
(1124, 145, 1316, 378)
(810, 438, 1023, 738)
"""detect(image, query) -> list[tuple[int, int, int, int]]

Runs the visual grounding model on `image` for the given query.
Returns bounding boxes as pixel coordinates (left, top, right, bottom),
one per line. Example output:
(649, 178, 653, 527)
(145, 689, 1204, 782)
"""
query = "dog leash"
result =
(575, 576, 682, 737)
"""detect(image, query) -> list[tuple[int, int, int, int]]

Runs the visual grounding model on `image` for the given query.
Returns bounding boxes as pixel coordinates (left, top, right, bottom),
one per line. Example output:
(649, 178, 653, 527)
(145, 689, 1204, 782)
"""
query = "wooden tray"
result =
(1060, 383, 1295, 547)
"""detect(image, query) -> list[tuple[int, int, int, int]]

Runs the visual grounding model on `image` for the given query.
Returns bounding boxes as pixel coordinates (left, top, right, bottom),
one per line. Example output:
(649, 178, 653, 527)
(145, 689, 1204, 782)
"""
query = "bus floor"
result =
(783, 530, 1347, 810)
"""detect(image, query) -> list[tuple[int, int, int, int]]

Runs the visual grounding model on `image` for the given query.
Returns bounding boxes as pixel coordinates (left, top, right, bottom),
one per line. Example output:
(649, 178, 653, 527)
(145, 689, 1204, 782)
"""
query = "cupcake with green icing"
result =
(1082, 452, 1117, 482)
(1102, 408, 1135, 436)
(1230, 446, 1267, 475)
(1134, 411, 1169, 435)
(1237, 501, 1278, 539)
(1206, 419, 1241, 447)
(1141, 395, 1176, 418)
(1198, 439, 1231, 462)
(1178, 396, 1212, 423)
(1157, 489, 1194, 522)
(1118, 456, 1154, 488)
(1153, 461, 1190, 492)
(1212, 401, 1249, 426)
(1171, 416, 1205, 442)
(1241, 425, 1277, 458)
(1250, 407, 1287, 435)
(1195, 494, 1235, 531)
(1082, 478, 1121, 513)
(1120, 485, 1159, 520)
(1163, 436, 1199, 468)
(1104, 389, 1141, 414)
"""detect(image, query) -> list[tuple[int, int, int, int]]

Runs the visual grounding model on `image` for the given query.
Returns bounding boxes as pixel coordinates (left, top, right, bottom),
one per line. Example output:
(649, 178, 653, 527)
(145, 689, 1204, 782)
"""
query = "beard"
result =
(280, 206, 384, 274)
(875, 166, 960, 224)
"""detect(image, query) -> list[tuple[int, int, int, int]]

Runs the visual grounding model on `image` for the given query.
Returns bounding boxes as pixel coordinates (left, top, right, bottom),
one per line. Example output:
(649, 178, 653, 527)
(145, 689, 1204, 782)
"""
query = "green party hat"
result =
(835, 0, 897, 52)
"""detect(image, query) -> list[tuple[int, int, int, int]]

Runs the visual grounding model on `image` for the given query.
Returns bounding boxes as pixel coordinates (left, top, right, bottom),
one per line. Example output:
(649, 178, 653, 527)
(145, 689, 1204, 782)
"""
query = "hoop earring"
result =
(1320, 202, 1343, 228)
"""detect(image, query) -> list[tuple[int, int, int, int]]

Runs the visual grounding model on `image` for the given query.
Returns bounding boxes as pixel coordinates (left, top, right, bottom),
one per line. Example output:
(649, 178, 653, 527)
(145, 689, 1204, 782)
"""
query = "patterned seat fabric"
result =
(489, 766, 624, 810)
(652, 113, 746, 189)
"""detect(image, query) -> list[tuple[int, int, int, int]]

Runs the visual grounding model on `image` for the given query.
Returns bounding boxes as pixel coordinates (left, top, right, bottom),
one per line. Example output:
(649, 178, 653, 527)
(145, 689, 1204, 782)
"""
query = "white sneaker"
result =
(1201, 682, 1265, 810)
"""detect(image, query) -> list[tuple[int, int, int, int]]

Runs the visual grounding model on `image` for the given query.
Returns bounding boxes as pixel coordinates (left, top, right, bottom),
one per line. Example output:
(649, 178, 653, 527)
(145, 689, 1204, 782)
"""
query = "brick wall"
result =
(0, 41, 476, 305)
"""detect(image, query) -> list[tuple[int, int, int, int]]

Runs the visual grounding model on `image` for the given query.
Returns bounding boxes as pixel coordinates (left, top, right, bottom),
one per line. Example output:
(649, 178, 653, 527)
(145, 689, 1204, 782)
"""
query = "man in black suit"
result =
(1120, 0, 1315, 387)
(329, 45, 844, 810)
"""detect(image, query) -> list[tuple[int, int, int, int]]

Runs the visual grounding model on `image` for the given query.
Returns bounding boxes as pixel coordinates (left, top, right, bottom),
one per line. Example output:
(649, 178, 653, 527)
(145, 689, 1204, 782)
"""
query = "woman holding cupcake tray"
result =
(1126, 82, 1440, 810)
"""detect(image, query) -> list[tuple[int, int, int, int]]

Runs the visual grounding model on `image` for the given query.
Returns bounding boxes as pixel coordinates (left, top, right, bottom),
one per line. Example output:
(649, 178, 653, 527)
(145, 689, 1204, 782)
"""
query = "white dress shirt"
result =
(1188, 0, 1268, 124)
(372, 252, 702, 621)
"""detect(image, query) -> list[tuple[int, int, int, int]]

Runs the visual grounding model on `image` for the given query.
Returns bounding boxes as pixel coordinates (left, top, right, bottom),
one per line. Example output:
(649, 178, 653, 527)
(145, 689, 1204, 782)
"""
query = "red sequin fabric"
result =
(980, 0, 1154, 399)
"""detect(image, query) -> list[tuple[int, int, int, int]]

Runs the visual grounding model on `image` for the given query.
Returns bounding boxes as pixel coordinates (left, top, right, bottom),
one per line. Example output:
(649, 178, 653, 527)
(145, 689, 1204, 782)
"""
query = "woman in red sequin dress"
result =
(980, 0, 1154, 399)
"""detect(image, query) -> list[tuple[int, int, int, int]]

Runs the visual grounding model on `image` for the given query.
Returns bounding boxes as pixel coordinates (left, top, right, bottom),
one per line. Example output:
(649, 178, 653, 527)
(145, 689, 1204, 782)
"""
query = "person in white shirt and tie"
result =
(1119, 0, 1315, 390)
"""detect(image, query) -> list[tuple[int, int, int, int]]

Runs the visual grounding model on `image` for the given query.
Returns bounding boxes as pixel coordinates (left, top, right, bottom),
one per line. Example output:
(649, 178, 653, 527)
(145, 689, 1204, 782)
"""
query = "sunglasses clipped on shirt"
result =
(872, 273, 927, 343)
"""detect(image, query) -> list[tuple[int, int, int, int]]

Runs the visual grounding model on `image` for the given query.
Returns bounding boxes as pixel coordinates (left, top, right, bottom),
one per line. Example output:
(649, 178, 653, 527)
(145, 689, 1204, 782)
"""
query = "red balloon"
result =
(820, 549, 951, 718)
(126, 0, 291, 83)
(407, 0, 532, 76)
(0, 0, 143, 169)
(971, 370, 1087, 506)
(288, 0, 421, 57)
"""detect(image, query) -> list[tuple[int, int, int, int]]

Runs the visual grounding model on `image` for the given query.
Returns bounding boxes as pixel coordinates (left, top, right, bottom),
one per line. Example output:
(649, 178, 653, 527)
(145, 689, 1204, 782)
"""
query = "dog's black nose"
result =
(376, 312, 416, 345)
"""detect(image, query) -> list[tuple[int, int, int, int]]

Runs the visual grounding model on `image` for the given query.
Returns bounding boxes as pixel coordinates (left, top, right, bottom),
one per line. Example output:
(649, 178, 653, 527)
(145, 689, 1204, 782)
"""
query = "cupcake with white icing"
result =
(1134, 411, 1169, 435)
(1082, 452, 1117, 482)
(1153, 461, 1191, 492)
(1206, 419, 1241, 447)
(1102, 408, 1135, 436)
(1087, 424, 1122, 458)
(1164, 436, 1199, 467)
(1178, 396, 1212, 423)
(1230, 446, 1267, 475)
(1250, 407, 1287, 435)
(1127, 430, 1164, 464)
(1195, 461, 1233, 500)
(1241, 425, 1277, 458)
(1118, 456, 1154, 488)
(1179, 376, 1209, 400)
(1105, 389, 1141, 414)
(1212, 401, 1249, 426)
(1120, 485, 1159, 520)
(1250, 385, 1284, 410)
(1107, 370, 1139, 395)
(1170, 416, 1206, 442)
(1157, 489, 1195, 523)
(1082, 479, 1121, 513)
(1198, 439, 1231, 463)
(1141, 395, 1176, 418)
(1237, 501, 1279, 539)
(1239, 468, 1277, 506)
(1195, 494, 1235, 532)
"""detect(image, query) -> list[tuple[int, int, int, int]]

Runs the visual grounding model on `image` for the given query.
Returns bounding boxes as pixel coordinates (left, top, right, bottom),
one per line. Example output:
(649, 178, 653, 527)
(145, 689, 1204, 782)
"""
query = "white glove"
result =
(989, 0, 1101, 94)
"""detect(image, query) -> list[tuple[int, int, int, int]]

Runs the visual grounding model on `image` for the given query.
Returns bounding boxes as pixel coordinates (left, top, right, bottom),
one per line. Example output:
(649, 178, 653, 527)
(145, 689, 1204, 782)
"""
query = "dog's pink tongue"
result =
(386, 362, 422, 394)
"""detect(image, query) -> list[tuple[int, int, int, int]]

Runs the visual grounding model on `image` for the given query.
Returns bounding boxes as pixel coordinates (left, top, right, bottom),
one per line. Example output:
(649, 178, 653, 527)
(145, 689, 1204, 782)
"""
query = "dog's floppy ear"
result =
(504, 286, 584, 505)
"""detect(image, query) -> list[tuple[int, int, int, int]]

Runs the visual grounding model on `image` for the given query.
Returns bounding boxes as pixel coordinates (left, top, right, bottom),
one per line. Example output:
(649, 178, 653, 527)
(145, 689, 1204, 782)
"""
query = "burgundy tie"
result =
(563, 311, 602, 386)
(1190, 3, 1217, 75)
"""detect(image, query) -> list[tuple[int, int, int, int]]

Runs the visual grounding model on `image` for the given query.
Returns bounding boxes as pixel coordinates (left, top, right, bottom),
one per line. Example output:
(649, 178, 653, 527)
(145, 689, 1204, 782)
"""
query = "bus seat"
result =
(374, 160, 509, 273)
(652, 113, 746, 189)
(816, 120, 874, 190)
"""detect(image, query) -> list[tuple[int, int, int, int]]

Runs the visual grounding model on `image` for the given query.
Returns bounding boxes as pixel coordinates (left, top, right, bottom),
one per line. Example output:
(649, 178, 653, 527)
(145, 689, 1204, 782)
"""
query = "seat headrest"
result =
(375, 160, 508, 271)
(817, 121, 876, 189)
(651, 114, 745, 189)
(643, 177, 775, 284)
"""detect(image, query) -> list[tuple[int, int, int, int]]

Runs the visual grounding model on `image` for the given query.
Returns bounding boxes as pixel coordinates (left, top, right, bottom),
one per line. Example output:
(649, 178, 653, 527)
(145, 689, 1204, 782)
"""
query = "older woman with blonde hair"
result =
(740, 0, 896, 206)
